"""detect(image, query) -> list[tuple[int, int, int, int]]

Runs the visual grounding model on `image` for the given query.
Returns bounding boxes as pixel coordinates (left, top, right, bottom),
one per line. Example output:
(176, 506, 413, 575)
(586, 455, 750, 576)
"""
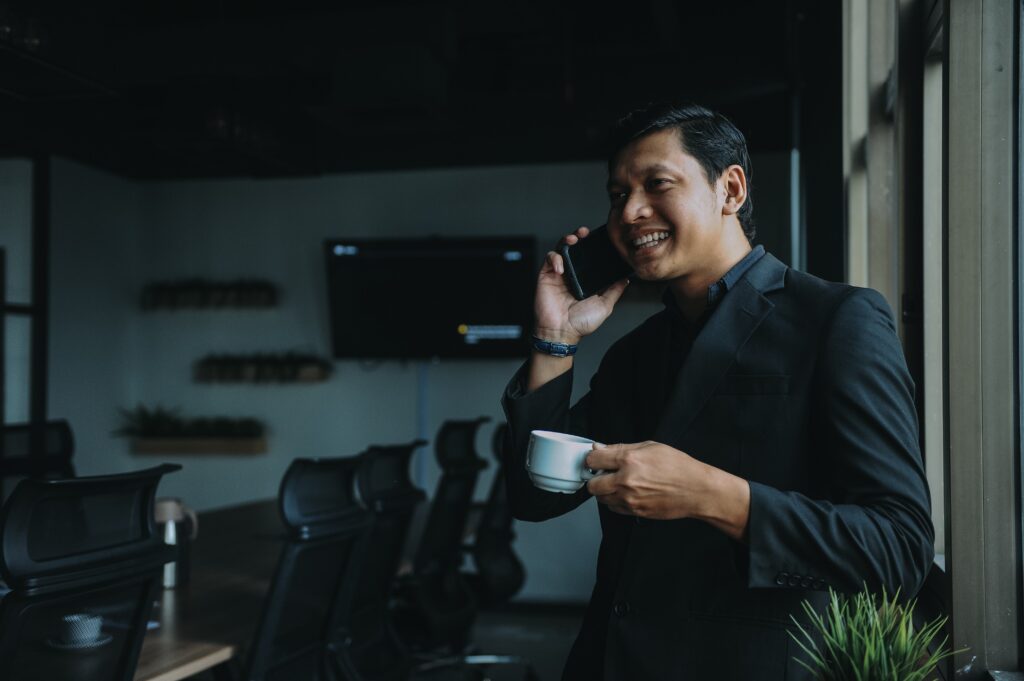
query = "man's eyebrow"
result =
(606, 163, 677, 189)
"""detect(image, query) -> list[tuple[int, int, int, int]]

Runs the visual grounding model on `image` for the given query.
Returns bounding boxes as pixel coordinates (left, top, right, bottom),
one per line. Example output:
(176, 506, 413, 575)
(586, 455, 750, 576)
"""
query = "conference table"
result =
(134, 499, 283, 681)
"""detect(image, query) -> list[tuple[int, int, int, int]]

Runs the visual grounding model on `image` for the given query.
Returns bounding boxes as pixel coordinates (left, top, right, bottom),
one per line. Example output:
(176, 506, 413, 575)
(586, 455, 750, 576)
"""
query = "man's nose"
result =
(621, 192, 652, 223)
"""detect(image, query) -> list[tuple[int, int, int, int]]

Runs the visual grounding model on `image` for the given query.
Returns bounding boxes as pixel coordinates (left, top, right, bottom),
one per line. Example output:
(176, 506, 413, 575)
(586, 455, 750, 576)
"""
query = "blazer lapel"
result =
(653, 253, 787, 445)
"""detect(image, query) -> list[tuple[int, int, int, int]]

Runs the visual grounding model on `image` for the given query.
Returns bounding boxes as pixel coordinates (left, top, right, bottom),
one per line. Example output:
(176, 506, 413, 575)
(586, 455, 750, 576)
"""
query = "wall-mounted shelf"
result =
(194, 353, 331, 384)
(132, 437, 267, 455)
(140, 279, 279, 310)
(118, 406, 266, 455)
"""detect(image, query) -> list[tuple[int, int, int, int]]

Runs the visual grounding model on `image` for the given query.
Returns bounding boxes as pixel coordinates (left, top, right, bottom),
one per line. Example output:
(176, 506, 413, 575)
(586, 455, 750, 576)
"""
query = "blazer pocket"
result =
(716, 374, 790, 395)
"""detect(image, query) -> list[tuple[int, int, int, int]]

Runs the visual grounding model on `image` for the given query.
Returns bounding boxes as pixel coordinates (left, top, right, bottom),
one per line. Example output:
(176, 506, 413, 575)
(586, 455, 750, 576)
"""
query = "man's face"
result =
(606, 128, 727, 283)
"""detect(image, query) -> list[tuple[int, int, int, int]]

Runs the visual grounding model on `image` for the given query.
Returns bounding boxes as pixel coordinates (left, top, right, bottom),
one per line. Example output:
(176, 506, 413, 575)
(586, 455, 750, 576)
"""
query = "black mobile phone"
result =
(559, 224, 633, 300)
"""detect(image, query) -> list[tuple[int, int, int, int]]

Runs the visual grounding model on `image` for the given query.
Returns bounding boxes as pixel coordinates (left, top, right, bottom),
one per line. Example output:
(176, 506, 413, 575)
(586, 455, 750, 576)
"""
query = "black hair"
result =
(607, 102, 755, 242)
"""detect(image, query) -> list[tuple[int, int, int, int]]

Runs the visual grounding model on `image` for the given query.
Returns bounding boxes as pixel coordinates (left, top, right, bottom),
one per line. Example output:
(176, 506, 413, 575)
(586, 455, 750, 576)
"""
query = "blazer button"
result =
(800, 577, 812, 588)
(788, 575, 801, 587)
(775, 572, 788, 586)
(613, 600, 631, 617)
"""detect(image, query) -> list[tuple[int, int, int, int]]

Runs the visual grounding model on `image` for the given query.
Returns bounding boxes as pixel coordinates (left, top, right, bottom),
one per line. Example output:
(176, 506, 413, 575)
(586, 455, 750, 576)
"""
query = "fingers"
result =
(561, 225, 591, 247)
(544, 223, 590, 274)
(587, 477, 633, 516)
(604, 503, 634, 516)
(586, 470, 616, 496)
(544, 250, 564, 275)
(585, 442, 629, 471)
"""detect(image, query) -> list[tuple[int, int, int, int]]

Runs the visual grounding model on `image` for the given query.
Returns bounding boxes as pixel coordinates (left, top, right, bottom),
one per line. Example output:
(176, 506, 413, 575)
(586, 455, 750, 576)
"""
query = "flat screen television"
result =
(325, 236, 536, 359)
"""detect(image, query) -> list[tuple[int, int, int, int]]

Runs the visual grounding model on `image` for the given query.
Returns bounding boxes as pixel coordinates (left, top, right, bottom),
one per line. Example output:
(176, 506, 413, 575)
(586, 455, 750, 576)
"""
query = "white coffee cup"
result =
(58, 613, 103, 645)
(526, 430, 603, 493)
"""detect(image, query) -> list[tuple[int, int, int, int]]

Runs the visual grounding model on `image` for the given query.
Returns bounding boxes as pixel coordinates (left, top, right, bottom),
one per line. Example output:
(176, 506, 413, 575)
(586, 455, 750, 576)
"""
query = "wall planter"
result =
(194, 353, 331, 383)
(140, 279, 279, 309)
(117, 406, 267, 455)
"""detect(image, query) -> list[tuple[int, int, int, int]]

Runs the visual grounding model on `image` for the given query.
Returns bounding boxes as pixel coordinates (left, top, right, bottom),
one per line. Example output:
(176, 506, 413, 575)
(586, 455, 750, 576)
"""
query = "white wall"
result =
(45, 154, 789, 602)
(48, 158, 142, 482)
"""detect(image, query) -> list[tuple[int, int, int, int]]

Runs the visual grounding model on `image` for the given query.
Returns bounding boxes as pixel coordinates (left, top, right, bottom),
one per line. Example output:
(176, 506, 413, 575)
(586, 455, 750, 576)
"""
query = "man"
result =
(501, 103, 933, 680)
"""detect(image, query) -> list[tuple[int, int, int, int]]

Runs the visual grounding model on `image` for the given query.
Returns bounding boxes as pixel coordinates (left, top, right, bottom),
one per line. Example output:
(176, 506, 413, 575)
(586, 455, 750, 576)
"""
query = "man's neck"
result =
(667, 237, 752, 323)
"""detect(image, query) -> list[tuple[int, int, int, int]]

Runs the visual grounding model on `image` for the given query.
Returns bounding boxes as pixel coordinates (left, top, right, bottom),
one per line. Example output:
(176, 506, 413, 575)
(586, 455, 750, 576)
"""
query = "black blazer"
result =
(502, 253, 933, 681)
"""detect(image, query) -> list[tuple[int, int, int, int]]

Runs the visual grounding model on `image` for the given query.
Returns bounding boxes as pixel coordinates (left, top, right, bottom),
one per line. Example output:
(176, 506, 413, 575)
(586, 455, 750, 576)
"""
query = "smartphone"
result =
(559, 224, 633, 300)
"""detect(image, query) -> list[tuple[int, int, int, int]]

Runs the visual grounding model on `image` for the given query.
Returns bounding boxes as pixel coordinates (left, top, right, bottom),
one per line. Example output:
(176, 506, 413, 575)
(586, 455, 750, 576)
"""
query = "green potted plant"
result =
(789, 586, 962, 681)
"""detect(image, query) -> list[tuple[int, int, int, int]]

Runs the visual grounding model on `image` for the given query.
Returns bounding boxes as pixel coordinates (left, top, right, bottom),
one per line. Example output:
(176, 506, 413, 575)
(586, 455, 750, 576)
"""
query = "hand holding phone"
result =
(559, 224, 633, 300)
(529, 225, 630, 389)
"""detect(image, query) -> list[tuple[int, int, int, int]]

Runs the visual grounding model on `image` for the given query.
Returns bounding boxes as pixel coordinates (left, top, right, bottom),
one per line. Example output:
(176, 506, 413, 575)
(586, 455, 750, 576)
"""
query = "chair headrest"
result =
(0, 464, 180, 589)
(435, 417, 490, 470)
(278, 457, 364, 534)
(355, 440, 426, 510)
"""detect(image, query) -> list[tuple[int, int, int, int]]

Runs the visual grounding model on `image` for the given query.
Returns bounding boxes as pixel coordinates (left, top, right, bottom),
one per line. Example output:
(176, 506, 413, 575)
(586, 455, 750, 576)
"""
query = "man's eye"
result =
(608, 191, 627, 204)
(648, 178, 671, 189)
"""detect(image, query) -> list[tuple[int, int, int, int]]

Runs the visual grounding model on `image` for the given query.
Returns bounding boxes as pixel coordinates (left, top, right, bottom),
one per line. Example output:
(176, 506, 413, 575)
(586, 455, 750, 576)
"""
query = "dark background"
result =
(0, 0, 844, 280)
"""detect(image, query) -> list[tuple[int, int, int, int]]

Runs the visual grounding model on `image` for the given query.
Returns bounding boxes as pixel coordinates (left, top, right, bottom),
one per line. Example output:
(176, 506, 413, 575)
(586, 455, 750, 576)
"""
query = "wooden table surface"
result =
(134, 499, 284, 681)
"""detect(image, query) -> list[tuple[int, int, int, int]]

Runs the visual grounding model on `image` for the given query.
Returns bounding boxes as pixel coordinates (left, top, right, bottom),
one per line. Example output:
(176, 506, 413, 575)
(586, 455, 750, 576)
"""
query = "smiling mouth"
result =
(631, 231, 670, 252)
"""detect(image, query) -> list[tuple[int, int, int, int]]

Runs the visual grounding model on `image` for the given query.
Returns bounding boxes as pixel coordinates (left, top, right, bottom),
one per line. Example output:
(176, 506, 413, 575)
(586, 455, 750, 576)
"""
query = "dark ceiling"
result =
(0, 1, 834, 179)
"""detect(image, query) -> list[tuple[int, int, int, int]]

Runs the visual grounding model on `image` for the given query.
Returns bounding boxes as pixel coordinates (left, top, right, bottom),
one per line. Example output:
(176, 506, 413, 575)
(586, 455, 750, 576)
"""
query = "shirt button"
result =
(775, 572, 788, 586)
(613, 600, 631, 617)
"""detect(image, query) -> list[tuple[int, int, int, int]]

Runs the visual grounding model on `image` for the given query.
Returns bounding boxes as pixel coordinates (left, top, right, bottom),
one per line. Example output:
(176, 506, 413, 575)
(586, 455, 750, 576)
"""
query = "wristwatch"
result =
(531, 336, 578, 358)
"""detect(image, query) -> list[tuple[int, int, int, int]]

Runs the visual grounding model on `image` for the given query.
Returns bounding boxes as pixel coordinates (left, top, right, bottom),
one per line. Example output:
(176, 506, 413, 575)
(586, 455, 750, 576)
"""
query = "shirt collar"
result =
(661, 245, 766, 313)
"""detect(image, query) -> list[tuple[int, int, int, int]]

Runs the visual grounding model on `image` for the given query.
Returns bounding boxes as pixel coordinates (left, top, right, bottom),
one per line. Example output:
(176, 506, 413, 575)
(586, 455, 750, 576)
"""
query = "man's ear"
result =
(721, 165, 748, 216)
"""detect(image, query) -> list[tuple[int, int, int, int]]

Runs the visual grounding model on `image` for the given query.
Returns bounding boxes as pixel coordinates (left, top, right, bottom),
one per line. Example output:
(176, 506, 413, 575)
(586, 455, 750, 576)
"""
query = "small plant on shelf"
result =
(789, 586, 962, 681)
(140, 279, 279, 309)
(194, 352, 332, 383)
(116, 405, 266, 454)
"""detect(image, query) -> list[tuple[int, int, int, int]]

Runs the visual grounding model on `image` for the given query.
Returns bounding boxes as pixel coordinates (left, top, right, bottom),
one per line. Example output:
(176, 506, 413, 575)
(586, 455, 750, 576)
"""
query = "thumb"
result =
(599, 277, 630, 307)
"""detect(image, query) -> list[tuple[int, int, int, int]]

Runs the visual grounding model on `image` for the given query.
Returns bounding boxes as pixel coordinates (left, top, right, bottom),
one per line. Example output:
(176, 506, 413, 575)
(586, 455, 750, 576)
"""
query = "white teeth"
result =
(632, 232, 669, 248)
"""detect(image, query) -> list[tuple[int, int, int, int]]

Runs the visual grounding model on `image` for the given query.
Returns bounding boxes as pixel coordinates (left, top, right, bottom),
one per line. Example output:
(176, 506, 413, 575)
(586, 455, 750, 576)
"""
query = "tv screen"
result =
(325, 236, 536, 359)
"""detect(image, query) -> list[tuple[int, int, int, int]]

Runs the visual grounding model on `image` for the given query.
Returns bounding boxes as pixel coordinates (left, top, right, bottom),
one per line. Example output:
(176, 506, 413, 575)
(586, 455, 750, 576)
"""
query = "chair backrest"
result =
(477, 422, 516, 542)
(0, 420, 75, 479)
(342, 441, 426, 679)
(413, 418, 489, 577)
(470, 423, 525, 605)
(244, 457, 372, 681)
(0, 465, 179, 681)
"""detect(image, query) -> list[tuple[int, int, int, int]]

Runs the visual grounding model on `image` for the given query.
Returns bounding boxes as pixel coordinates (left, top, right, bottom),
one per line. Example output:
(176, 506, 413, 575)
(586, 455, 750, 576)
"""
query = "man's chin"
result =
(629, 264, 671, 282)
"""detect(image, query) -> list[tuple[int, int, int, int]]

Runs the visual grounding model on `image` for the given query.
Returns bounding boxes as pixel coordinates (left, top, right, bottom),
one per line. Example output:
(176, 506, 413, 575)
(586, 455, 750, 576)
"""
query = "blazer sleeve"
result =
(746, 288, 935, 596)
(500, 362, 594, 522)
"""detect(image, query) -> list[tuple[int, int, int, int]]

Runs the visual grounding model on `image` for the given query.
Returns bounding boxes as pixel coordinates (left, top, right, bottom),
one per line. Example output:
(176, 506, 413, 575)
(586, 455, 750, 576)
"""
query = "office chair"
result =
(331, 440, 427, 681)
(394, 419, 538, 681)
(396, 417, 490, 652)
(463, 423, 525, 607)
(0, 464, 179, 681)
(241, 456, 373, 681)
(0, 419, 76, 479)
